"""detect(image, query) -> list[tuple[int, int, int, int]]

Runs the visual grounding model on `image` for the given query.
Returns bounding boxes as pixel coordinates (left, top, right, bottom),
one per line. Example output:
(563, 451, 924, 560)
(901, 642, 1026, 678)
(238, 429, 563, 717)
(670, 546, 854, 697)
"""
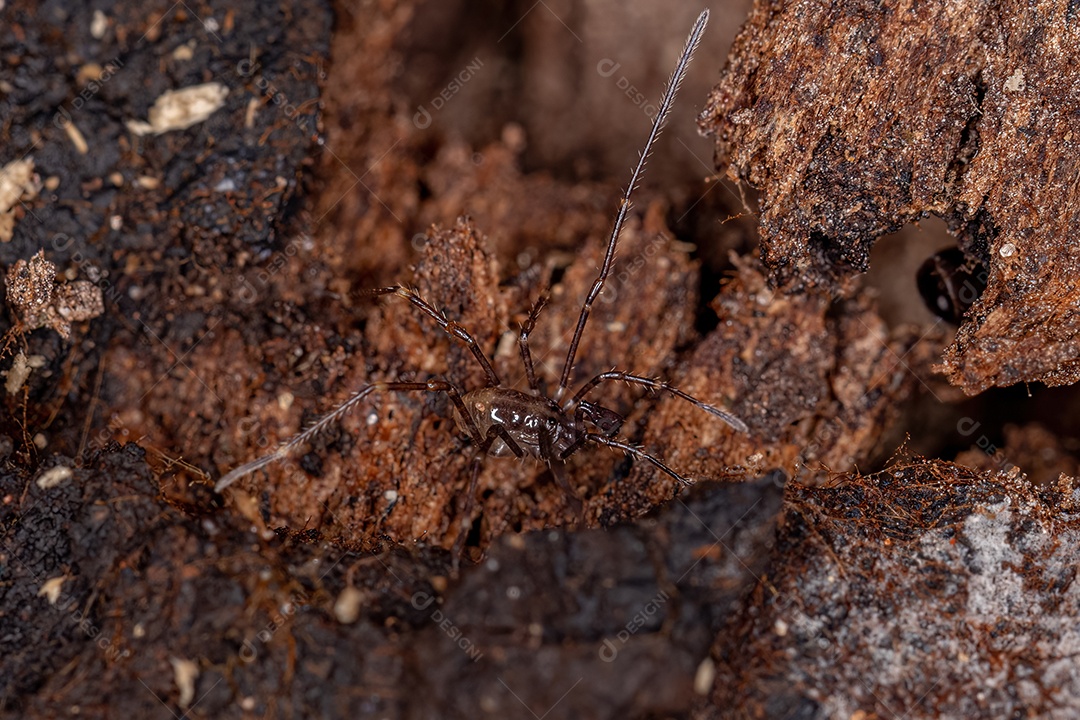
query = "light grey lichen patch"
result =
(963, 499, 1028, 620)
(708, 462, 1080, 719)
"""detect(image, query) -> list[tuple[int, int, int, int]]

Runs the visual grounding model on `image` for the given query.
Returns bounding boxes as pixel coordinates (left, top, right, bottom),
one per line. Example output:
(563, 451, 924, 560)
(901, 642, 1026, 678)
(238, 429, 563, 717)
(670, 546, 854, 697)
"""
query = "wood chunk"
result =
(703, 457, 1080, 719)
(700, 0, 1080, 394)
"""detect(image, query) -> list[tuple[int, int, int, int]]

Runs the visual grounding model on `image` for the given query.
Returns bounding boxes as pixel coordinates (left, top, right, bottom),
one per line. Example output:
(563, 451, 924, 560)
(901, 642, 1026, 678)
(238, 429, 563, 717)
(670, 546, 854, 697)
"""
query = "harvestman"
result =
(216, 10, 746, 538)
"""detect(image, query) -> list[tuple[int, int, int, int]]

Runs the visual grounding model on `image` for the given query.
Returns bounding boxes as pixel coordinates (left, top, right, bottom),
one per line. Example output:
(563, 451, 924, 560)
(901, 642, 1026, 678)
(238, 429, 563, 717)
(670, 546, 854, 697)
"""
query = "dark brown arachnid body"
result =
(216, 9, 746, 548)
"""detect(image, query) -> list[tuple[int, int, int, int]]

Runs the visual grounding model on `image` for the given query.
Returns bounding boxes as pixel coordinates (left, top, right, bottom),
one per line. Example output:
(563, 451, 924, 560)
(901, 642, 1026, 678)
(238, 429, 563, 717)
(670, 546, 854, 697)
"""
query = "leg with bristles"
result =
(217, 378, 474, 492)
(553, 9, 710, 402)
(568, 370, 747, 433)
(371, 286, 502, 386)
(518, 290, 550, 394)
(585, 432, 695, 486)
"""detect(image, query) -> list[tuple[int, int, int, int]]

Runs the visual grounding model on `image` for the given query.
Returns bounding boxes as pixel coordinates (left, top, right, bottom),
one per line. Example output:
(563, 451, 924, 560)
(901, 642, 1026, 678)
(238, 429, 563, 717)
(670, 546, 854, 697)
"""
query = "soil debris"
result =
(0, 158, 39, 243)
(125, 82, 230, 136)
(4, 250, 103, 341)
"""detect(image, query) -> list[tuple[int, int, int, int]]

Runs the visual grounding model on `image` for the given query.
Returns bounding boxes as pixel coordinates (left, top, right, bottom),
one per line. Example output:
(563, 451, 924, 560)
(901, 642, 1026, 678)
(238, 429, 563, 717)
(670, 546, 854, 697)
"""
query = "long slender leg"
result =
(558, 433, 587, 463)
(216, 378, 469, 492)
(451, 452, 485, 571)
(586, 432, 694, 486)
(450, 422, 527, 568)
(476, 422, 527, 459)
(539, 425, 584, 525)
(568, 370, 748, 433)
(554, 10, 710, 402)
(518, 290, 550, 394)
(371, 286, 502, 386)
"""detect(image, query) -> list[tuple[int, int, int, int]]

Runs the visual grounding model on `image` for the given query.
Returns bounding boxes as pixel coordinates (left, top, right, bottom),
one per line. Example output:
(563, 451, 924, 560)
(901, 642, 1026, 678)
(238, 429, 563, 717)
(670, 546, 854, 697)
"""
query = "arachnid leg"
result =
(539, 425, 584, 525)
(217, 379, 468, 492)
(553, 9, 710, 402)
(569, 370, 747, 433)
(451, 422, 527, 568)
(586, 432, 694, 486)
(452, 453, 485, 571)
(518, 290, 550, 394)
(371, 286, 502, 386)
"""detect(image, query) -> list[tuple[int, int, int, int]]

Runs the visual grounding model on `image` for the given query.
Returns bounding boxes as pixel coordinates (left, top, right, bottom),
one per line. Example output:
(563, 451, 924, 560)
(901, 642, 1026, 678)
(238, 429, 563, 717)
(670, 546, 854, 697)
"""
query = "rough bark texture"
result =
(702, 457, 1080, 719)
(0, 445, 783, 718)
(2, 0, 1080, 718)
(700, 0, 1080, 394)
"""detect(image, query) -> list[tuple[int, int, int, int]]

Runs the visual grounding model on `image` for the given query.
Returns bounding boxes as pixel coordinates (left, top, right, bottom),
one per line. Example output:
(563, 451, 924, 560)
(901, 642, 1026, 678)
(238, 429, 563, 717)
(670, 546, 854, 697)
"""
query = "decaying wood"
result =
(5, 0, 1080, 717)
(703, 456, 1080, 719)
(700, 0, 1080, 395)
